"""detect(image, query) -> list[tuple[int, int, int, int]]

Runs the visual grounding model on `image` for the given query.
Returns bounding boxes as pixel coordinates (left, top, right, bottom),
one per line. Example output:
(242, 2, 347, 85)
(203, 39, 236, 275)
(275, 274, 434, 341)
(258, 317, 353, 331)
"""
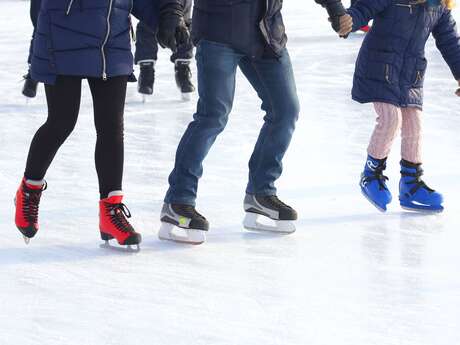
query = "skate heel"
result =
(100, 231, 114, 242)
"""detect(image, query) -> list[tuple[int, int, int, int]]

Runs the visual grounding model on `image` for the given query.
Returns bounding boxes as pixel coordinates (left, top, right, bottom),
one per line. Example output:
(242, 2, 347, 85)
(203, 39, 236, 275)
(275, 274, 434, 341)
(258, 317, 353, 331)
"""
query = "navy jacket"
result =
(31, 0, 172, 84)
(348, 0, 460, 108)
(191, 0, 285, 58)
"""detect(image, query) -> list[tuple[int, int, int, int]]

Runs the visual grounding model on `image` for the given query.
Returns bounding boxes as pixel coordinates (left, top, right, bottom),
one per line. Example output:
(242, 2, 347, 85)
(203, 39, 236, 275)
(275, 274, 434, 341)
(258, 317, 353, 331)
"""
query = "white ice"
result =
(1, 1, 460, 344)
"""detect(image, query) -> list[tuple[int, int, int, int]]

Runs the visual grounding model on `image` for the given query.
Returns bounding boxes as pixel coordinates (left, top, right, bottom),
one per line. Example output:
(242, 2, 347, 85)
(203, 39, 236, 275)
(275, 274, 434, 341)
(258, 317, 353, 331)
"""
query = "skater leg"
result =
(401, 107, 423, 164)
(172, 0, 195, 97)
(24, 76, 82, 180)
(88, 76, 128, 199)
(367, 102, 402, 160)
(164, 40, 242, 205)
(360, 103, 401, 212)
(237, 49, 300, 196)
(134, 21, 158, 64)
(399, 107, 442, 212)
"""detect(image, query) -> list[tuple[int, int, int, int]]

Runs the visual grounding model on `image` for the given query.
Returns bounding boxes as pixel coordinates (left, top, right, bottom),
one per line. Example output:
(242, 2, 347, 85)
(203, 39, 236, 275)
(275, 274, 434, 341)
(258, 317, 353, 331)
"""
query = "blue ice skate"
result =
(399, 160, 444, 213)
(360, 155, 392, 212)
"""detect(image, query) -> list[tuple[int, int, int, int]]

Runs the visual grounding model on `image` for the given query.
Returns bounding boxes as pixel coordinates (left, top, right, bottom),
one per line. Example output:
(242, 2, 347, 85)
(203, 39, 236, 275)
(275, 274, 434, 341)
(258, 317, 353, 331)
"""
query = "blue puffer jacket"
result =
(31, 0, 172, 84)
(348, 0, 460, 109)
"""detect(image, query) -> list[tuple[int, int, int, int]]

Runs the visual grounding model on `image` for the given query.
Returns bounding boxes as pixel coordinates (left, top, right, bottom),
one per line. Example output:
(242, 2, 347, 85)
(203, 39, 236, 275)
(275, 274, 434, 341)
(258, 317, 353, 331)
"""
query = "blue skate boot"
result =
(360, 155, 392, 212)
(399, 160, 444, 213)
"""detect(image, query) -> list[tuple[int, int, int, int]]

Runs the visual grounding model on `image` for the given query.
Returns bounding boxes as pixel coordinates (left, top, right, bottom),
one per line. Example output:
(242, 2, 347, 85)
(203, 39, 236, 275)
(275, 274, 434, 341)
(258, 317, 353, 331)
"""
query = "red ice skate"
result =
(14, 178, 46, 243)
(99, 192, 142, 249)
(360, 25, 371, 33)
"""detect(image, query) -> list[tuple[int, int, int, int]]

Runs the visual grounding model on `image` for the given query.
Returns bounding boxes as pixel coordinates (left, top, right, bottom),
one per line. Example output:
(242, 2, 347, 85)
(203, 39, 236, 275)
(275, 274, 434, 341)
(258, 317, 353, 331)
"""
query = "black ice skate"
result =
(137, 60, 155, 102)
(159, 203, 208, 244)
(174, 59, 195, 101)
(243, 194, 297, 233)
(22, 71, 38, 99)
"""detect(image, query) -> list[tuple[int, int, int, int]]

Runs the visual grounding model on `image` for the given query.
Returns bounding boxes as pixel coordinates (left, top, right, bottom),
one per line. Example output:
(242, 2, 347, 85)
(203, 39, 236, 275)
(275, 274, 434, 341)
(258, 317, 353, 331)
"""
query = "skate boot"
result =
(174, 59, 195, 101)
(360, 155, 392, 212)
(137, 61, 155, 101)
(99, 192, 142, 250)
(243, 194, 297, 233)
(22, 71, 38, 99)
(399, 160, 444, 213)
(159, 203, 208, 244)
(14, 178, 47, 244)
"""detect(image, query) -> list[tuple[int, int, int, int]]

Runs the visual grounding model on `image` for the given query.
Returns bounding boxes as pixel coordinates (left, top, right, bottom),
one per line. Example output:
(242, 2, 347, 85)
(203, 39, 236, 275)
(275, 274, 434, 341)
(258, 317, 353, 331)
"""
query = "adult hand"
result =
(456, 80, 460, 97)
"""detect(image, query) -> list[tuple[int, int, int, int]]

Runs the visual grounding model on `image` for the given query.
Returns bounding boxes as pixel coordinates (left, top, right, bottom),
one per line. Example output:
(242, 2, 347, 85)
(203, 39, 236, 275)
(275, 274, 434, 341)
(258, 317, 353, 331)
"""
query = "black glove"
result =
(315, 0, 347, 33)
(157, 4, 190, 52)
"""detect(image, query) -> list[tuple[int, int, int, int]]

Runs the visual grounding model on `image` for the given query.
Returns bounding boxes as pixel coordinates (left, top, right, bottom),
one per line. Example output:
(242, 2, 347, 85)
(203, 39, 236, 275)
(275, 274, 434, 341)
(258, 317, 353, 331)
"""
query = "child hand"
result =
(338, 14, 353, 37)
(456, 80, 460, 97)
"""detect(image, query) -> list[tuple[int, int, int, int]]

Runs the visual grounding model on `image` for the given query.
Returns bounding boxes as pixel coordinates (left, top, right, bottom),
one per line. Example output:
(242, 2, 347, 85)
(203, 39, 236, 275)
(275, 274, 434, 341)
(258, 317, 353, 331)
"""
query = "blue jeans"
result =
(165, 40, 300, 206)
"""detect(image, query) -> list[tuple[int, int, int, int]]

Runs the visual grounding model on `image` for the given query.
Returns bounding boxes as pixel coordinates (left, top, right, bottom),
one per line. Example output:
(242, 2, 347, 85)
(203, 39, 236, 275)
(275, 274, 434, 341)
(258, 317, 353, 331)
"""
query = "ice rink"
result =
(0, 1, 460, 344)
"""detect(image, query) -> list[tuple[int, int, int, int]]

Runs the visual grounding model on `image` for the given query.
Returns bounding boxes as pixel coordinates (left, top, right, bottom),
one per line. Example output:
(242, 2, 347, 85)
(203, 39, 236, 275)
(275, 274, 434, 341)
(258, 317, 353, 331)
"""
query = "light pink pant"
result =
(367, 102, 422, 164)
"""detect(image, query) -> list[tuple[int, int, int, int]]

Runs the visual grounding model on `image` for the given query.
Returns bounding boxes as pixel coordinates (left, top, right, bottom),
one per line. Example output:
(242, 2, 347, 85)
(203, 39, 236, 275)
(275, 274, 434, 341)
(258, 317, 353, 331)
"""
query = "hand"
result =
(456, 80, 460, 97)
(338, 14, 353, 37)
(157, 10, 190, 52)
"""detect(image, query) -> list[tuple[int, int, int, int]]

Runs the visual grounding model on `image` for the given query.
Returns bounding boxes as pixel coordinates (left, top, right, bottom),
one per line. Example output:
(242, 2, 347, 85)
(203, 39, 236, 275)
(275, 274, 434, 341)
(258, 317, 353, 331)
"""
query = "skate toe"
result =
(122, 232, 142, 246)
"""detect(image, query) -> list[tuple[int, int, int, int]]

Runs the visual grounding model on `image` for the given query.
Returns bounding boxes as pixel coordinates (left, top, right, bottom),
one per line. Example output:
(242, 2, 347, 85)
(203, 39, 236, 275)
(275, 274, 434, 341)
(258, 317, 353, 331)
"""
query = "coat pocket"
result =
(412, 57, 427, 88)
(365, 51, 397, 84)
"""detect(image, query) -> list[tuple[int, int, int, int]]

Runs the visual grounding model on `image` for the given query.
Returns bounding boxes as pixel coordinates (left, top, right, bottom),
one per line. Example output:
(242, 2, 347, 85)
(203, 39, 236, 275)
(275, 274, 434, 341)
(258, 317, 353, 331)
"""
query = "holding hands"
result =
(338, 14, 353, 37)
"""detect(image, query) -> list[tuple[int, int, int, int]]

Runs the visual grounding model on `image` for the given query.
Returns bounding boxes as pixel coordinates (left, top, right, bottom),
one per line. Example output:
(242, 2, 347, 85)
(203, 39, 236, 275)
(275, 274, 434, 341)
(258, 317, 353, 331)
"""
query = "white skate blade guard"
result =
(159, 222, 206, 245)
(243, 212, 296, 234)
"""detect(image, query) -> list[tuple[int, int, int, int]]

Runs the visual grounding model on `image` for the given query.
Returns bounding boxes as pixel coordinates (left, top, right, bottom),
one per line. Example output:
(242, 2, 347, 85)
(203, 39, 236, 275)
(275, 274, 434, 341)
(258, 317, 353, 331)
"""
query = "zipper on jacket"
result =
(396, 3, 413, 14)
(101, 0, 114, 80)
(385, 64, 391, 84)
(66, 0, 75, 15)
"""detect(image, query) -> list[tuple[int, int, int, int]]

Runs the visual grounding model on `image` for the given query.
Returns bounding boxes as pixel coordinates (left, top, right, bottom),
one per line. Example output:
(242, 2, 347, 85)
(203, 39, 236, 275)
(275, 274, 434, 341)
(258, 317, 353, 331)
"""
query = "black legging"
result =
(24, 75, 128, 199)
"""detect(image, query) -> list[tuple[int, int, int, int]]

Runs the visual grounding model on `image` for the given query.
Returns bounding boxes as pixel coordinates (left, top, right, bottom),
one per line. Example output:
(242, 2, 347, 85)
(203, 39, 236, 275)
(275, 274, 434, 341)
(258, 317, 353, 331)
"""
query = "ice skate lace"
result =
(107, 203, 135, 233)
(21, 182, 47, 224)
(362, 166, 389, 191)
(401, 169, 435, 195)
(172, 204, 206, 220)
(263, 196, 292, 210)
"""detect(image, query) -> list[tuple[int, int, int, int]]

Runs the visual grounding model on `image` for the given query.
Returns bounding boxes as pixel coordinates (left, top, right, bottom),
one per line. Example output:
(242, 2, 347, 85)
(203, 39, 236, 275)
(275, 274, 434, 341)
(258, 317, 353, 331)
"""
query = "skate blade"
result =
(400, 204, 444, 214)
(243, 213, 296, 234)
(23, 236, 31, 245)
(99, 241, 141, 253)
(158, 222, 206, 245)
(181, 92, 192, 102)
(361, 189, 388, 213)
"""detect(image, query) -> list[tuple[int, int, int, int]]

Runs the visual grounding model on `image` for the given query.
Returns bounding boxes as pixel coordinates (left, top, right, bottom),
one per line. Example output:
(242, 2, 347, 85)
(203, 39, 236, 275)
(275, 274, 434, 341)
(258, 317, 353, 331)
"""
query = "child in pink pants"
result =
(338, 0, 460, 212)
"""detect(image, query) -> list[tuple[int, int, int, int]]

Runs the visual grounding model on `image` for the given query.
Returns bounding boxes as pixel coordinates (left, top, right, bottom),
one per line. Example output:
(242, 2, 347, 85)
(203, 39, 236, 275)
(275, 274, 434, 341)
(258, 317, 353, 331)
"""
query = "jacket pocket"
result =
(412, 57, 427, 88)
(365, 51, 397, 84)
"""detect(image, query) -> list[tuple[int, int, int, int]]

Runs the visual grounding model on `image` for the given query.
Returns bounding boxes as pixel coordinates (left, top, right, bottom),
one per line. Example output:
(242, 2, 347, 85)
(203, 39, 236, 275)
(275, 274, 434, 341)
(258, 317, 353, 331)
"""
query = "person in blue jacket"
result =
(337, 0, 460, 213)
(22, 0, 42, 98)
(134, 0, 195, 99)
(157, 0, 349, 245)
(14, 0, 189, 249)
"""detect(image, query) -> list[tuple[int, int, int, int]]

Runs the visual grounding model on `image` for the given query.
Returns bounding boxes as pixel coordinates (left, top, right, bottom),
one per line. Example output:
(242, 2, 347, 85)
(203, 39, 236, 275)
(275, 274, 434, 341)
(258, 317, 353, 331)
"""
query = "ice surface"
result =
(1, 1, 460, 345)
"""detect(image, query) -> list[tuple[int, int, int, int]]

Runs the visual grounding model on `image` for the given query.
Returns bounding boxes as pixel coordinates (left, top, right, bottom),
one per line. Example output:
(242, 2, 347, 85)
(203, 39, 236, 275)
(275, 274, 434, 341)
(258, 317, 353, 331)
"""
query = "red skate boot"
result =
(360, 25, 371, 33)
(99, 192, 142, 250)
(14, 178, 47, 244)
